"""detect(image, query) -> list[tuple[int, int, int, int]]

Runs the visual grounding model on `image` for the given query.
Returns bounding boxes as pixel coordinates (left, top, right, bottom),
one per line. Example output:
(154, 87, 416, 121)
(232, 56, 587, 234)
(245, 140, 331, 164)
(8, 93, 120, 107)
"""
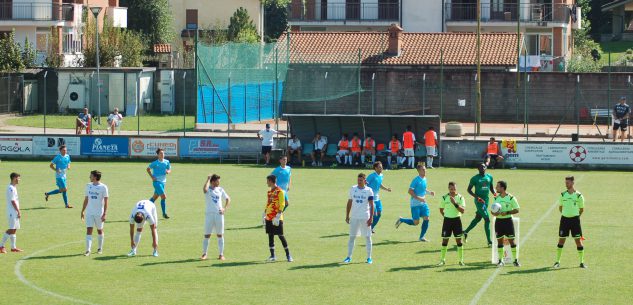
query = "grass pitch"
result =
(0, 161, 631, 305)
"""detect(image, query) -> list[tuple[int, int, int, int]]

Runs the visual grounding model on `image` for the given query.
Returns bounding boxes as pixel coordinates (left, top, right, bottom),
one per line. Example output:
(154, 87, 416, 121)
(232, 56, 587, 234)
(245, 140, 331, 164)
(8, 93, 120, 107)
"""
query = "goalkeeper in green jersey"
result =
(463, 164, 496, 246)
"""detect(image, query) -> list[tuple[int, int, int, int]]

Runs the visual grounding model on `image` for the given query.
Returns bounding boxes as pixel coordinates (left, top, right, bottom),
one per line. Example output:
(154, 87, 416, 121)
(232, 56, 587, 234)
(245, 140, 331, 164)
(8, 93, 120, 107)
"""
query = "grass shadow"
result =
(441, 261, 496, 272)
(26, 253, 83, 260)
(289, 262, 343, 270)
(388, 264, 438, 272)
(373, 240, 419, 247)
(320, 233, 347, 239)
(503, 266, 564, 275)
(21, 207, 48, 211)
(416, 248, 442, 254)
(107, 220, 132, 223)
(205, 261, 263, 268)
(226, 225, 263, 231)
(140, 258, 199, 267)
(93, 255, 130, 261)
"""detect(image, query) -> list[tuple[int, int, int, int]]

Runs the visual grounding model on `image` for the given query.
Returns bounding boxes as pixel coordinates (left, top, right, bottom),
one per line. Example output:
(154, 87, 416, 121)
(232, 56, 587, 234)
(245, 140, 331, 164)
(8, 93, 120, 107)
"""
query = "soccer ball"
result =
(569, 146, 586, 163)
(490, 202, 502, 214)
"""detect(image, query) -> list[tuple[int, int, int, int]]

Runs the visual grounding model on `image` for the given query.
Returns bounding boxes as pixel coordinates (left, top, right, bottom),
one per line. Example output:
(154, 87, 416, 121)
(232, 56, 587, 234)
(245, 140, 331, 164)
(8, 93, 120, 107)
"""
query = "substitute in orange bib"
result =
(350, 133, 362, 166)
(402, 126, 417, 169)
(387, 134, 403, 168)
(424, 127, 438, 169)
(337, 134, 351, 166)
(484, 137, 504, 169)
(362, 134, 376, 165)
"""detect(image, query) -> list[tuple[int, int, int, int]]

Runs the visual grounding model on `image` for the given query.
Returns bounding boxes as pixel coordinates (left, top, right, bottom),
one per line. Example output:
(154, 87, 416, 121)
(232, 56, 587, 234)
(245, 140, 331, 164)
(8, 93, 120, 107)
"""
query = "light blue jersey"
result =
(149, 159, 171, 183)
(271, 166, 292, 191)
(51, 154, 71, 179)
(409, 175, 428, 207)
(366, 172, 384, 201)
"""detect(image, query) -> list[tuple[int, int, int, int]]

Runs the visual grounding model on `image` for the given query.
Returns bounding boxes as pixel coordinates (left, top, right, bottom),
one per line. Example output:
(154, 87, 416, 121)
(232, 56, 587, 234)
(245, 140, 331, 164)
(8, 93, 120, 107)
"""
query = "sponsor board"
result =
(130, 138, 178, 157)
(0, 137, 33, 155)
(80, 137, 129, 156)
(501, 140, 633, 165)
(179, 138, 228, 158)
(33, 136, 81, 155)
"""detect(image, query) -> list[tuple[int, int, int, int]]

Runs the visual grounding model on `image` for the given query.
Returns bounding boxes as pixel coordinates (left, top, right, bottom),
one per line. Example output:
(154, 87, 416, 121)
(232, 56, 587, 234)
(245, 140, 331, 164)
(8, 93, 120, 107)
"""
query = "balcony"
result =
(445, 3, 570, 24)
(0, 3, 74, 22)
(287, 1, 400, 23)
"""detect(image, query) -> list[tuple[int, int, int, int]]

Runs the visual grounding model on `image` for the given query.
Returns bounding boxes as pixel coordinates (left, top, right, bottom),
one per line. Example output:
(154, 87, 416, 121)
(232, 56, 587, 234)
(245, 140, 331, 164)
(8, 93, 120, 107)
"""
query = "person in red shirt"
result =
(336, 134, 351, 166)
(387, 134, 403, 169)
(484, 137, 504, 169)
(402, 126, 417, 169)
(361, 134, 376, 165)
(350, 133, 362, 166)
(423, 127, 438, 169)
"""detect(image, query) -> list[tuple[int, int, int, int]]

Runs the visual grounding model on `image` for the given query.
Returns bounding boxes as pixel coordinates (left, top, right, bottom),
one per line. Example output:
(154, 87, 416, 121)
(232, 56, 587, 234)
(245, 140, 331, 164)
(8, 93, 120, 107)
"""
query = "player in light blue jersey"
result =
(45, 145, 72, 208)
(271, 155, 292, 210)
(395, 163, 435, 241)
(366, 161, 391, 233)
(147, 148, 172, 219)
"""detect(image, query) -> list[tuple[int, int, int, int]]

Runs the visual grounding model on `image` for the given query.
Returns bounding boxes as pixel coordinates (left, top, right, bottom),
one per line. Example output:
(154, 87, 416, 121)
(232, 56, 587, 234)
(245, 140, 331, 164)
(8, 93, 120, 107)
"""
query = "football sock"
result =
(361, 155, 365, 163)
(347, 155, 352, 164)
(483, 218, 492, 243)
(202, 237, 210, 254)
(420, 220, 429, 239)
(279, 235, 289, 249)
(98, 234, 104, 250)
(371, 155, 376, 163)
(149, 197, 155, 203)
(268, 234, 275, 257)
(511, 244, 517, 260)
(0, 233, 8, 247)
(365, 236, 372, 259)
(457, 244, 464, 262)
(10, 234, 16, 249)
(401, 218, 415, 226)
(62, 192, 68, 206)
(387, 156, 392, 165)
(556, 244, 563, 262)
(440, 245, 448, 261)
(347, 236, 355, 258)
(160, 199, 166, 215)
(371, 213, 381, 229)
(86, 235, 92, 252)
(497, 244, 504, 261)
(409, 157, 414, 168)
(133, 232, 141, 249)
(336, 155, 341, 163)
(577, 246, 584, 264)
(47, 189, 60, 196)
(427, 156, 434, 167)
(218, 237, 224, 255)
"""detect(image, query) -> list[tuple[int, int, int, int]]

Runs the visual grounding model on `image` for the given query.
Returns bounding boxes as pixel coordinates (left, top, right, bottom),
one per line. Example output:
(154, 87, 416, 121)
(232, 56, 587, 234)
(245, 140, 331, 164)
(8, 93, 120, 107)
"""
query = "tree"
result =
(45, 28, 63, 68)
(228, 7, 260, 43)
(567, 0, 603, 72)
(83, 12, 145, 67)
(126, 0, 175, 48)
(264, 0, 289, 42)
(21, 37, 36, 68)
(0, 30, 26, 72)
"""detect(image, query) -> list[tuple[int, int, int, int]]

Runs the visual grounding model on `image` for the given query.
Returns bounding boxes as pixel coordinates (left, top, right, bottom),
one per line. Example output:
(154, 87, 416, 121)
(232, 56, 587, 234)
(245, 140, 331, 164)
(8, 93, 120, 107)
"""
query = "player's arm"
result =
(408, 188, 425, 203)
(11, 199, 20, 218)
(146, 166, 154, 180)
(102, 197, 108, 221)
(81, 196, 88, 221)
(203, 175, 211, 193)
(380, 184, 392, 192)
(150, 224, 158, 249)
(288, 175, 292, 192)
(165, 163, 172, 175)
(367, 198, 374, 226)
(49, 162, 56, 172)
(467, 183, 476, 198)
(451, 196, 465, 213)
(222, 196, 231, 214)
(345, 199, 352, 224)
(578, 194, 585, 216)
(129, 223, 135, 247)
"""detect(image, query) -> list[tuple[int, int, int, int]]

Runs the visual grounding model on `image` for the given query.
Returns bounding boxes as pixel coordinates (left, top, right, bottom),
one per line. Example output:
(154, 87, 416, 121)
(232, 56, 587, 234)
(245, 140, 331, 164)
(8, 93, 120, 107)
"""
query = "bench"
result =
(590, 109, 611, 123)
(219, 151, 261, 164)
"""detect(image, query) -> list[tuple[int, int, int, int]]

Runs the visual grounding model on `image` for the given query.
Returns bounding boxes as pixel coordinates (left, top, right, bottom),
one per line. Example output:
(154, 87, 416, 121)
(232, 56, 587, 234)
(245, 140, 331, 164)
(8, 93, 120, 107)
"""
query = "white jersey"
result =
(314, 137, 327, 150)
(288, 139, 301, 150)
(205, 186, 230, 214)
(348, 185, 374, 219)
(6, 184, 19, 215)
(259, 129, 278, 146)
(129, 200, 158, 225)
(85, 182, 109, 215)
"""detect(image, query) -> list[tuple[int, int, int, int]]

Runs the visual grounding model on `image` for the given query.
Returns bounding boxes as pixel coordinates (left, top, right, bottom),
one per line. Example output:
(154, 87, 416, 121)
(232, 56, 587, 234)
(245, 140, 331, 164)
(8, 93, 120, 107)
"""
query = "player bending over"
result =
(128, 200, 159, 257)
(344, 173, 374, 264)
(80, 170, 109, 256)
(491, 181, 520, 267)
(264, 175, 292, 262)
(437, 181, 465, 266)
(553, 176, 586, 269)
(201, 174, 231, 261)
(1, 173, 22, 253)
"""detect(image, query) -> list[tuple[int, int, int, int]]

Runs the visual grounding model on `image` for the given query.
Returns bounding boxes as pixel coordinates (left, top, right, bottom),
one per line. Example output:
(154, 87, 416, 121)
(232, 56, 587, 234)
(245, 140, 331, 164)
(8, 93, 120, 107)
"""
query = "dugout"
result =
(283, 114, 441, 161)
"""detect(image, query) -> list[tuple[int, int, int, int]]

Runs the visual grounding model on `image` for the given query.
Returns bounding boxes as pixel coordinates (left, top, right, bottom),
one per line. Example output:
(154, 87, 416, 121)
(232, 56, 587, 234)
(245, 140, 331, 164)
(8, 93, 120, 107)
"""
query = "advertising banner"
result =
(0, 137, 32, 155)
(501, 141, 633, 165)
(33, 136, 81, 155)
(130, 138, 178, 157)
(179, 138, 228, 158)
(80, 137, 129, 156)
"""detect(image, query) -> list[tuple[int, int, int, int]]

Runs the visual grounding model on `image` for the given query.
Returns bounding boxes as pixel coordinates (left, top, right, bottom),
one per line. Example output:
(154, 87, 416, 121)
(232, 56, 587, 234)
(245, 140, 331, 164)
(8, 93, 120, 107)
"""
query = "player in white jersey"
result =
(1, 173, 22, 253)
(343, 173, 375, 264)
(201, 174, 231, 261)
(80, 170, 109, 256)
(128, 200, 159, 257)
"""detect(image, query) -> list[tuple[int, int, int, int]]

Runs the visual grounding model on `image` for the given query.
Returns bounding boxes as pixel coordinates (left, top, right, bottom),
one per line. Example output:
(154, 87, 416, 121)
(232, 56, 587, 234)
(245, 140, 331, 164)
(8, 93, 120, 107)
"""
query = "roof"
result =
(602, 0, 633, 11)
(278, 31, 521, 67)
(153, 44, 172, 54)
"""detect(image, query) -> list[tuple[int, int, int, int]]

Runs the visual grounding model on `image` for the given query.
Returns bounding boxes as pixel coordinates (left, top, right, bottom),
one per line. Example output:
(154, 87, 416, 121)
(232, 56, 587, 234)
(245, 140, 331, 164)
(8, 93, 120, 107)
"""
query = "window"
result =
(186, 9, 198, 30)
(525, 33, 552, 56)
(36, 33, 49, 53)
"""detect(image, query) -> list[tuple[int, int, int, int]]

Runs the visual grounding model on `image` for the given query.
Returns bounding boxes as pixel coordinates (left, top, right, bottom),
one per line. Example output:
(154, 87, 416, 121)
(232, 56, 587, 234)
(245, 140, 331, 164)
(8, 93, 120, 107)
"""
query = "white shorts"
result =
(404, 148, 415, 157)
(425, 146, 436, 156)
(85, 214, 104, 229)
(204, 213, 224, 235)
(337, 150, 349, 156)
(7, 216, 20, 230)
(349, 218, 371, 237)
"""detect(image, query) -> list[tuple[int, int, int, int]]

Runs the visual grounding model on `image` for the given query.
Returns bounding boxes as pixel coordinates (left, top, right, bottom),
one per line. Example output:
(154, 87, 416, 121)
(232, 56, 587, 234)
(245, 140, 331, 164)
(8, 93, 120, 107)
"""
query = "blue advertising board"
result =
(80, 137, 129, 156)
(179, 138, 228, 158)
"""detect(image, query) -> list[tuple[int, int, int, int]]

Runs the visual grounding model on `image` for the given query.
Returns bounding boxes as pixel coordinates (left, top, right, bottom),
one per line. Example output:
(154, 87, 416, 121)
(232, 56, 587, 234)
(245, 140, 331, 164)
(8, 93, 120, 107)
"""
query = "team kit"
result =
(2, 146, 587, 269)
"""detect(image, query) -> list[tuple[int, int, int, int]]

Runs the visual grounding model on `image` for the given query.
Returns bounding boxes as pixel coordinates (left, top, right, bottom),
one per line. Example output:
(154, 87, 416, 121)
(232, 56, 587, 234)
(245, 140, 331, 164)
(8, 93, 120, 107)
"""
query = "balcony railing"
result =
(288, 2, 400, 22)
(445, 3, 570, 24)
(0, 3, 74, 22)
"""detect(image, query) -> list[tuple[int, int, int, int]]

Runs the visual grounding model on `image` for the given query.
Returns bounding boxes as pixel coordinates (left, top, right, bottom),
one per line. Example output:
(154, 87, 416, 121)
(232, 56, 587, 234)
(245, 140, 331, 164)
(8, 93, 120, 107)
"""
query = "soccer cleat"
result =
(366, 258, 373, 264)
(267, 256, 276, 262)
(552, 262, 560, 269)
(580, 263, 587, 269)
(65, 205, 73, 208)
(395, 218, 402, 229)
(44, 193, 49, 202)
(513, 260, 521, 267)
(200, 253, 208, 260)
(97, 249, 102, 254)
(218, 255, 225, 261)
(11, 248, 23, 252)
(287, 255, 293, 262)
(152, 249, 159, 257)
(127, 249, 136, 257)
(459, 261, 466, 266)
(343, 257, 352, 264)
(497, 260, 504, 267)
(436, 260, 445, 266)
(163, 214, 170, 219)
(371, 229, 375, 234)
(487, 242, 493, 248)
(419, 238, 430, 242)
(84, 251, 90, 257)
(0, 247, 6, 254)
(463, 233, 468, 243)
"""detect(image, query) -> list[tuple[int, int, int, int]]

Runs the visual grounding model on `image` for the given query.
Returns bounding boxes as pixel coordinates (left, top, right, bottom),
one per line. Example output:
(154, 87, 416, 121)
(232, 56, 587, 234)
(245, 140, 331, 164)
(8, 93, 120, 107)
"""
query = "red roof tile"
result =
(153, 44, 172, 54)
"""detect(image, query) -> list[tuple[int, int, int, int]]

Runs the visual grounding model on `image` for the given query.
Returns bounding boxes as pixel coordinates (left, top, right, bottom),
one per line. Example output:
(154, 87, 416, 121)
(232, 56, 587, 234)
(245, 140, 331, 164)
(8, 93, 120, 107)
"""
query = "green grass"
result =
(6, 115, 196, 132)
(600, 41, 633, 65)
(0, 162, 631, 305)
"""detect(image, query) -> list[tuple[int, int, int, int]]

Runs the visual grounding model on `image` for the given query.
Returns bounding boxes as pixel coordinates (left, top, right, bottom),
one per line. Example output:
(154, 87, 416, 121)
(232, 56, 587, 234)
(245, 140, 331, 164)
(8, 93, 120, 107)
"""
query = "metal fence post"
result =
(422, 73, 426, 115)
(371, 73, 375, 115)
(43, 71, 48, 134)
(183, 71, 187, 137)
(244, 79, 247, 124)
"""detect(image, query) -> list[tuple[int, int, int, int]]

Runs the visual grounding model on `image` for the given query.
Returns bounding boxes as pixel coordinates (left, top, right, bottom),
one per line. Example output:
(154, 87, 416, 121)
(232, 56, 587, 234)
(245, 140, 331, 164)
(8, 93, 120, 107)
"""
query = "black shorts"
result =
(486, 154, 500, 159)
(262, 146, 272, 154)
(613, 120, 628, 131)
(314, 149, 322, 155)
(441, 217, 463, 238)
(265, 220, 284, 235)
(559, 216, 582, 238)
(495, 217, 516, 239)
